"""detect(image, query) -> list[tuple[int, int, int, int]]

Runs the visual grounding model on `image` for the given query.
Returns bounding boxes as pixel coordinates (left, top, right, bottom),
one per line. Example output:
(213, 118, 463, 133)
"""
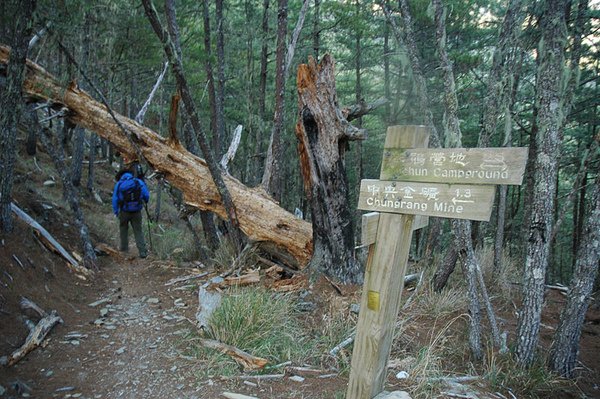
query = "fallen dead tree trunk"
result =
(2, 297, 63, 366)
(11, 202, 92, 277)
(0, 44, 312, 268)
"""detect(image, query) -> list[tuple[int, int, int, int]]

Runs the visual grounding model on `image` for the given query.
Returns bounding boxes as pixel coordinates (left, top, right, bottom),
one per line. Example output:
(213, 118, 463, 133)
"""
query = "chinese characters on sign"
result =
(381, 147, 528, 185)
(358, 179, 496, 221)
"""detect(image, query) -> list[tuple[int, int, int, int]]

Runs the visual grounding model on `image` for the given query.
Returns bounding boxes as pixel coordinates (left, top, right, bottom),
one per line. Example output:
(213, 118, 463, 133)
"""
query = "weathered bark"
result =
(453, 220, 483, 360)
(516, 0, 569, 366)
(295, 55, 364, 283)
(0, 44, 312, 268)
(433, 246, 457, 292)
(0, 0, 35, 233)
(549, 170, 599, 377)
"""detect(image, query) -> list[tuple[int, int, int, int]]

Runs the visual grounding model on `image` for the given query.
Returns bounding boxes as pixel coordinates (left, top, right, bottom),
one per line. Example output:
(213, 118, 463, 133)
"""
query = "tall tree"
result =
(261, 0, 288, 201)
(295, 55, 365, 282)
(215, 0, 226, 157)
(549, 159, 599, 377)
(202, 0, 218, 151)
(0, 0, 36, 233)
(516, 0, 569, 366)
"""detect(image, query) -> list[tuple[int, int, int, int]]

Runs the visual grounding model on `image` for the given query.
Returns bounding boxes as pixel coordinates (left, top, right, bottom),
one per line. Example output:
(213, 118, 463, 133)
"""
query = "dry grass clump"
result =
(482, 348, 573, 398)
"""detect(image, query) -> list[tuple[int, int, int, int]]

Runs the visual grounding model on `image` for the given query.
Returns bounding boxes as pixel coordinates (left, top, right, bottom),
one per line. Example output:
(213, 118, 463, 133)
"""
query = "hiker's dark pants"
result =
(119, 210, 147, 257)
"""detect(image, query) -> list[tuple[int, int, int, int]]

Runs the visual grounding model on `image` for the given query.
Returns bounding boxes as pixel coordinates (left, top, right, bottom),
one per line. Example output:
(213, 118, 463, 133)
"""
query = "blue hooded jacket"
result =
(112, 172, 150, 215)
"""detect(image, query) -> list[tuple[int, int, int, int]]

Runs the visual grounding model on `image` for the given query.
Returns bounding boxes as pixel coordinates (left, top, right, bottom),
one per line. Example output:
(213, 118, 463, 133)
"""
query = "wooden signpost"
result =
(346, 125, 527, 399)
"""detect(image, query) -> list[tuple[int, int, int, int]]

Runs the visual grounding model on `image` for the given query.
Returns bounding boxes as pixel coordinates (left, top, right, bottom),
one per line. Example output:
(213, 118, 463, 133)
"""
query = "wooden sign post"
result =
(346, 126, 527, 399)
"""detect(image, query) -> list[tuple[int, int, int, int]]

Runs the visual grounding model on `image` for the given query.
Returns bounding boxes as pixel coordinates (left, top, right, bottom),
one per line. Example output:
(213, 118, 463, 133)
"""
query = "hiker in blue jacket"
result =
(112, 171, 150, 258)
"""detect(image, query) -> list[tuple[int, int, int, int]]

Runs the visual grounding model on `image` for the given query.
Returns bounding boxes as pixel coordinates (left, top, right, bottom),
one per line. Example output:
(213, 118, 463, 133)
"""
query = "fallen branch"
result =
(220, 125, 243, 172)
(221, 374, 285, 380)
(199, 338, 268, 371)
(330, 335, 355, 356)
(222, 393, 259, 399)
(11, 203, 92, 277)
(2, 298, 63, 366)
(165, 272, 209, 286)
(12, 254, 25, 270)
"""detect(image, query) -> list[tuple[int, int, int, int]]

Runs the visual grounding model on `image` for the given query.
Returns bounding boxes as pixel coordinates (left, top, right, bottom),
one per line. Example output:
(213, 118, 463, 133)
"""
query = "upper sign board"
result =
(381, 147, 528, 185)
(358, 179, 496, 221)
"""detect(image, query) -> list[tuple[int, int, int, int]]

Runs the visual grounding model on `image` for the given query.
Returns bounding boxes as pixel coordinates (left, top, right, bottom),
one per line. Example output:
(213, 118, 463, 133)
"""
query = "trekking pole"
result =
(144, 203, 154, 251)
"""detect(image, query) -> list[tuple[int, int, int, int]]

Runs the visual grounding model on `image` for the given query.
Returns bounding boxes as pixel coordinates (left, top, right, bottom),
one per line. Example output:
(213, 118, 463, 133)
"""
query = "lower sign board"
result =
(358, 179, 496, 221)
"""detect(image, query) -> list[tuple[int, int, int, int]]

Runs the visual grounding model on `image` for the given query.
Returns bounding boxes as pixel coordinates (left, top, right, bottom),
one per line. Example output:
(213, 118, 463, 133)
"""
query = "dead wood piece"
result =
(20, 297, 47, 318)
(199, 338, 268, 371)
(93, 243, 121, 258)
(257, 255, 298, 276)
(324, 275, 343, 295)
(330, 335, 355, 356)
(264, 264, 284, 279)
(222, 270, 260, 287)
(6, 310, 63, 366)
(269, 275, 307, 292)
(220, 125, 243, 172)
(285, 366, 326, 376)
(221, 374, 285, 380)
(12, 254, 25, 270)
(222, 393, 259, 399)
(165, 272, 209, 286)
(11, 203, 92, 277)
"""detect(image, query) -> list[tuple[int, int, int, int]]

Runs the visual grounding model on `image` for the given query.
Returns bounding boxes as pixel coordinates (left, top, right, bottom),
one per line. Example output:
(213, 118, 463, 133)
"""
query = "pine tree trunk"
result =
(295, 55, 364, 283)
(215, 0, 226, 157)
(25, 103, 38, 155)
(261, 0, 288, 201)
(202, 0, 218, 152)
(516, 0, 569, 366)
(70, 127, 85, 186)
(549, 172, 599, 377)
(353, 0, 363, 243)
(0, 0, 35, 233)
(39, 126, 97, 270)
(312, 0, 320, 60)
(433, 246, 457, 292)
